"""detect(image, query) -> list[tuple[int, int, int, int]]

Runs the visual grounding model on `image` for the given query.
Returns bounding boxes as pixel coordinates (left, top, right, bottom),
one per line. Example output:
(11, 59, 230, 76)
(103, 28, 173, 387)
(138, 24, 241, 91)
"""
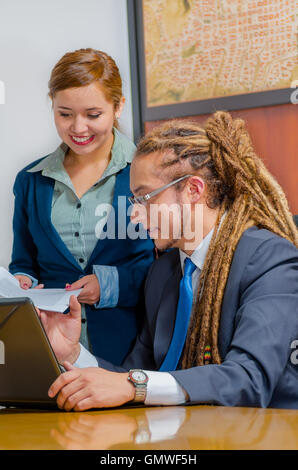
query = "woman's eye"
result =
(58, 112, 101, 118)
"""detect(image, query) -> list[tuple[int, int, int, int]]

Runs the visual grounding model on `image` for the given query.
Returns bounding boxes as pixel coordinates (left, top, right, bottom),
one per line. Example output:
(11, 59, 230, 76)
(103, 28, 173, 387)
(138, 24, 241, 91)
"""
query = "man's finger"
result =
(69, 295, 81, 319)
(39, 311, 49, 330)
(74, 397, 95, 412)
(64, 361, 76, 371)
(56, 377, 85, 410)
(61, 387, 91, 412)
(48, 369, 80, 398)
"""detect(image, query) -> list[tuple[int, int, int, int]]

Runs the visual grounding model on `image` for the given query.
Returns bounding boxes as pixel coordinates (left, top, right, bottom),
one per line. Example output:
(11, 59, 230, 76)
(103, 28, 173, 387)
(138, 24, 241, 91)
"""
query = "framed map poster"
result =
(127, 0, 298, 137)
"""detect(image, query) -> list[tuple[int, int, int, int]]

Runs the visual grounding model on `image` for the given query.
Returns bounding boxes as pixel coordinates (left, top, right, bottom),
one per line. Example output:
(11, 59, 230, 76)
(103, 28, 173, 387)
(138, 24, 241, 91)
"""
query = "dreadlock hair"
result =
(135, 111, 298, 368)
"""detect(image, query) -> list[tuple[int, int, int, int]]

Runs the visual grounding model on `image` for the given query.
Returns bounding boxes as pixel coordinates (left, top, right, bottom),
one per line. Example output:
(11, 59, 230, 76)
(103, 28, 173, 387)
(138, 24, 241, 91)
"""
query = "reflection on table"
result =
(0, 404, 297, 450)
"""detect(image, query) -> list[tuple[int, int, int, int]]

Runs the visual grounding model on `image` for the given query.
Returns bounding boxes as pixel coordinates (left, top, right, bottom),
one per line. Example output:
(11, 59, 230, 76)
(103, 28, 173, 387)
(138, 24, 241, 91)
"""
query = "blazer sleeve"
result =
(9, 171, 40, 279)
(170, 235, 298, 408)
(94, 263, 157, 372)
(116, 248, 155, 308)
(92, 249, 155, 310)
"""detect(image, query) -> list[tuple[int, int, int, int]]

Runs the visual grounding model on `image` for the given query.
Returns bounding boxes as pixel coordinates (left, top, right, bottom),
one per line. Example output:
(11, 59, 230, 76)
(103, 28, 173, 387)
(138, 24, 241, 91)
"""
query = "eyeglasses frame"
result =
(128, 174, 194, 206)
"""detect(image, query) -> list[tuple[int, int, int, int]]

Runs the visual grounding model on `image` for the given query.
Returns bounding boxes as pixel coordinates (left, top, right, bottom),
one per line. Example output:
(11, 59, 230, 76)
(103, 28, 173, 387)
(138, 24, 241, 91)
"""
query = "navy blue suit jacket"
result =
(97, 227, 298, 409)
(9, 159, 155, 365)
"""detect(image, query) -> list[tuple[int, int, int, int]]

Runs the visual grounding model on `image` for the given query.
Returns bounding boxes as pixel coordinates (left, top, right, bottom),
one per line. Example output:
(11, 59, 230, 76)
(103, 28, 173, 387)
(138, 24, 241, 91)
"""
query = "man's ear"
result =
(187, 176, 205, 203)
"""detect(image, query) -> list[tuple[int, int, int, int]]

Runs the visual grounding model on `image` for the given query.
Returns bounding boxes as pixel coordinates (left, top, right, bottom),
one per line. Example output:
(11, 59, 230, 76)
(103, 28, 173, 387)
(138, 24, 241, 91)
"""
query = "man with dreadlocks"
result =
(39, 111, 298, 411)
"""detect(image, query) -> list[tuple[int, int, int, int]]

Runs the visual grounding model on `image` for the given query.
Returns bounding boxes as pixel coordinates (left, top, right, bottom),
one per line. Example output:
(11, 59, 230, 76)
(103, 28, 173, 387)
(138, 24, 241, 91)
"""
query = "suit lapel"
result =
(153, 258, 182, 368)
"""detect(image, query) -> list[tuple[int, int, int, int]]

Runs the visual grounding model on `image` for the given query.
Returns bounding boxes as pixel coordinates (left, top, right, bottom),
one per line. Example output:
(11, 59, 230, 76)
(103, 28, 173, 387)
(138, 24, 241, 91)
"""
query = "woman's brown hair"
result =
(48, 48, 123, 127)
(136, 111, 298, 368)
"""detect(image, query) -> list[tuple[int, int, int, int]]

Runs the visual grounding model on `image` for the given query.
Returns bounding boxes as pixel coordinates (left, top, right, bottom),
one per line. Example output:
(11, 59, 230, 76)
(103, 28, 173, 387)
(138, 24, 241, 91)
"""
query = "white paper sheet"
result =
(0, 267, 81, 312)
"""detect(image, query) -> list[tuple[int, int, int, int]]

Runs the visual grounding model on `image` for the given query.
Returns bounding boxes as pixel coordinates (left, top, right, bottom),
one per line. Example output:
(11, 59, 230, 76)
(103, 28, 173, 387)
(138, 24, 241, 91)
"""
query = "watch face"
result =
(131, 371, 147, 383)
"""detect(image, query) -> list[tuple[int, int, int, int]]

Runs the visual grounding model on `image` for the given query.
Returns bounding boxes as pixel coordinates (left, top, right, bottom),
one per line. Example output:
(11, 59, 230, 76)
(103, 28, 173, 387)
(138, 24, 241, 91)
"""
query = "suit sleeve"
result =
(9, 172, 40, 279)
(170, 236, 298, 408)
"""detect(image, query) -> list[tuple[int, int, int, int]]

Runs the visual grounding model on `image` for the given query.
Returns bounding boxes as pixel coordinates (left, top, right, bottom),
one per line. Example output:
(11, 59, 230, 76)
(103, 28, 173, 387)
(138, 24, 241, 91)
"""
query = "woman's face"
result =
(53, 82, 124, 155)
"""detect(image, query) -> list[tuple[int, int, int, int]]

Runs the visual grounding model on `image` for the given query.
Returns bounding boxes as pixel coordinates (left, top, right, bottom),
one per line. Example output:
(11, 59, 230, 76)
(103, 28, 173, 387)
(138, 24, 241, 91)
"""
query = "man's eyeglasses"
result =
(128, 174, 193, 206)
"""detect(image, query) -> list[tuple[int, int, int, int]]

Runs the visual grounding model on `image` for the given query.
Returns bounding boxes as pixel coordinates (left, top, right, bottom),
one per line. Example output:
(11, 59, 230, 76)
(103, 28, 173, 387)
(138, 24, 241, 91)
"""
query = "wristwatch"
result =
(127, 369, 149, 403)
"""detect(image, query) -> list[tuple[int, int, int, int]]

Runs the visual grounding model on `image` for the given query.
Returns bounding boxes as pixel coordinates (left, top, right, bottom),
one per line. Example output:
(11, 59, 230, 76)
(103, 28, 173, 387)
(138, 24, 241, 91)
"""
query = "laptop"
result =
(0, 297, 62, 409)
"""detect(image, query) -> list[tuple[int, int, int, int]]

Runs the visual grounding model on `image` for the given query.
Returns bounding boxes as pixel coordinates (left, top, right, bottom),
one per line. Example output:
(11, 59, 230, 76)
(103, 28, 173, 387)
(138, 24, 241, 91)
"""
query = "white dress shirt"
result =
(74, 225, 216, 405)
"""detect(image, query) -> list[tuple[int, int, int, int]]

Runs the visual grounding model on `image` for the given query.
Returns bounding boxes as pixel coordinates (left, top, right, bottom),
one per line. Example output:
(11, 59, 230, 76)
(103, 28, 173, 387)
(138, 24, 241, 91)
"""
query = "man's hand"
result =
(37, 295, 82, 364)
(48, 363, 135, 411)
(66, 275, 100, 305)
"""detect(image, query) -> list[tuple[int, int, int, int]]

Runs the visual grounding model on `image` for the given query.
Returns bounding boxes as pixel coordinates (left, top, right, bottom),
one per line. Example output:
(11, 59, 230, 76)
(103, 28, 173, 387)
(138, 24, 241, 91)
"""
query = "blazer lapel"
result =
(87, 165, 131, 268)
(35, 173, 83, 271)
(153, 258, 182, 368)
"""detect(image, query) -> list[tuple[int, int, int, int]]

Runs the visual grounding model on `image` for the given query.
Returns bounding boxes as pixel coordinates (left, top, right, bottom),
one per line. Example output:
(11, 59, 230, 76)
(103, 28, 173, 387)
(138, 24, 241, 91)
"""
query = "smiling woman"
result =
(9, 48, 155, 365)
(52, 82, 120, 199)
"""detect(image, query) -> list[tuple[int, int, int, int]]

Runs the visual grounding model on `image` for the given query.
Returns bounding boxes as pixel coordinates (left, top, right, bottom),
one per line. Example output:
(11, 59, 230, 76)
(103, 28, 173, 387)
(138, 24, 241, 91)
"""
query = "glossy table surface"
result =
(0, 404, 297, 450)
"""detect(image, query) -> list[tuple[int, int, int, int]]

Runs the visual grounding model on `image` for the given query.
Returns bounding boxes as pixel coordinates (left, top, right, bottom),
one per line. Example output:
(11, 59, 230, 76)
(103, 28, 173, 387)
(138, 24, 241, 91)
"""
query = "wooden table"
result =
(0, 405, 297, 450)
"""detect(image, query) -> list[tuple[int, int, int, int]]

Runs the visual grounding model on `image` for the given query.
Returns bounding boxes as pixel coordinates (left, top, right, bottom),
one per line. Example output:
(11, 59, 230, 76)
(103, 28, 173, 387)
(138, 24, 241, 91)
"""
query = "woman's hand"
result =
(36, 295, 82, 364)
(15, 274, 32, 289)
(66, 275, 100, 305)
(14, 274, 44, 289)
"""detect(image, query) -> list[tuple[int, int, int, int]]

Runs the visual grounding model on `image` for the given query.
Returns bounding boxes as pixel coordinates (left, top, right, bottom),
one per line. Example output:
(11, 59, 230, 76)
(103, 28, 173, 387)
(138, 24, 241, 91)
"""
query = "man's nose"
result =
(130, 204, 147, 228)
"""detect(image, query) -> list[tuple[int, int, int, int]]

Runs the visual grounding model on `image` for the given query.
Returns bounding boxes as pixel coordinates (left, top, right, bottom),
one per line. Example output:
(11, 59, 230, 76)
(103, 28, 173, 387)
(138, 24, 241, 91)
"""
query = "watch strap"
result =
(134, 385, 147, 403)
(128, 369, 148, 403)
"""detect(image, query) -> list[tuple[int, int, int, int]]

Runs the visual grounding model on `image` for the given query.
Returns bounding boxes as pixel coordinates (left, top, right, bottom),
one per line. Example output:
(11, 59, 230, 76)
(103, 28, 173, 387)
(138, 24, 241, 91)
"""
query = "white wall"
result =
(0, 0, 133, 269)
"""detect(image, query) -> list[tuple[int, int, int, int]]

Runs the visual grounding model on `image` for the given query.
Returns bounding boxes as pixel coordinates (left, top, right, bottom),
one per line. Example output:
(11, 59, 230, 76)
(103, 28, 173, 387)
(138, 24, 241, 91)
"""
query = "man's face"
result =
(130, 152, 193, 251)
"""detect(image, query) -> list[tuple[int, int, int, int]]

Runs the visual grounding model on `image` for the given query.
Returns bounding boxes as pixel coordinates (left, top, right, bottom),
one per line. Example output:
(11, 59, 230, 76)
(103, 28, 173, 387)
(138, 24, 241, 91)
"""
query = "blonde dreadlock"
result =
(136, 111, 298, 368)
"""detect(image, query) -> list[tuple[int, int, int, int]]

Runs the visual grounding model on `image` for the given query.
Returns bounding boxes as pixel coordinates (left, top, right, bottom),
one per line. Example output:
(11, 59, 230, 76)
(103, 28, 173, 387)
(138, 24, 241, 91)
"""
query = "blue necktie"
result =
(159, 257, 197, 371)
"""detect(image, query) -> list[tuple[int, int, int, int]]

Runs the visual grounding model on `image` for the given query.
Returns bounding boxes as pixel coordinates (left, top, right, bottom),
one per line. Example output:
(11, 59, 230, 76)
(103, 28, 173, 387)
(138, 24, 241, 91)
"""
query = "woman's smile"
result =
(70, 135, 95, 145)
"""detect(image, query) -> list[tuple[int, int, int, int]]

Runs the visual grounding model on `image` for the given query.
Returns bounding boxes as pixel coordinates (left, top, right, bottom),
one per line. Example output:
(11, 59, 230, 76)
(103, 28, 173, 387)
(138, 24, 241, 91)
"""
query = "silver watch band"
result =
(134, 385, 147, 403)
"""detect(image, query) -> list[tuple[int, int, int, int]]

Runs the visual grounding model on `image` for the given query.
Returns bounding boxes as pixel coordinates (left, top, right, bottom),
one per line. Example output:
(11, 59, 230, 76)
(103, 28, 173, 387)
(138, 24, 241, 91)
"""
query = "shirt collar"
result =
(26, 143, 66, 173)
(179, 211, 227, 272)
(26, 127, 133, 178)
